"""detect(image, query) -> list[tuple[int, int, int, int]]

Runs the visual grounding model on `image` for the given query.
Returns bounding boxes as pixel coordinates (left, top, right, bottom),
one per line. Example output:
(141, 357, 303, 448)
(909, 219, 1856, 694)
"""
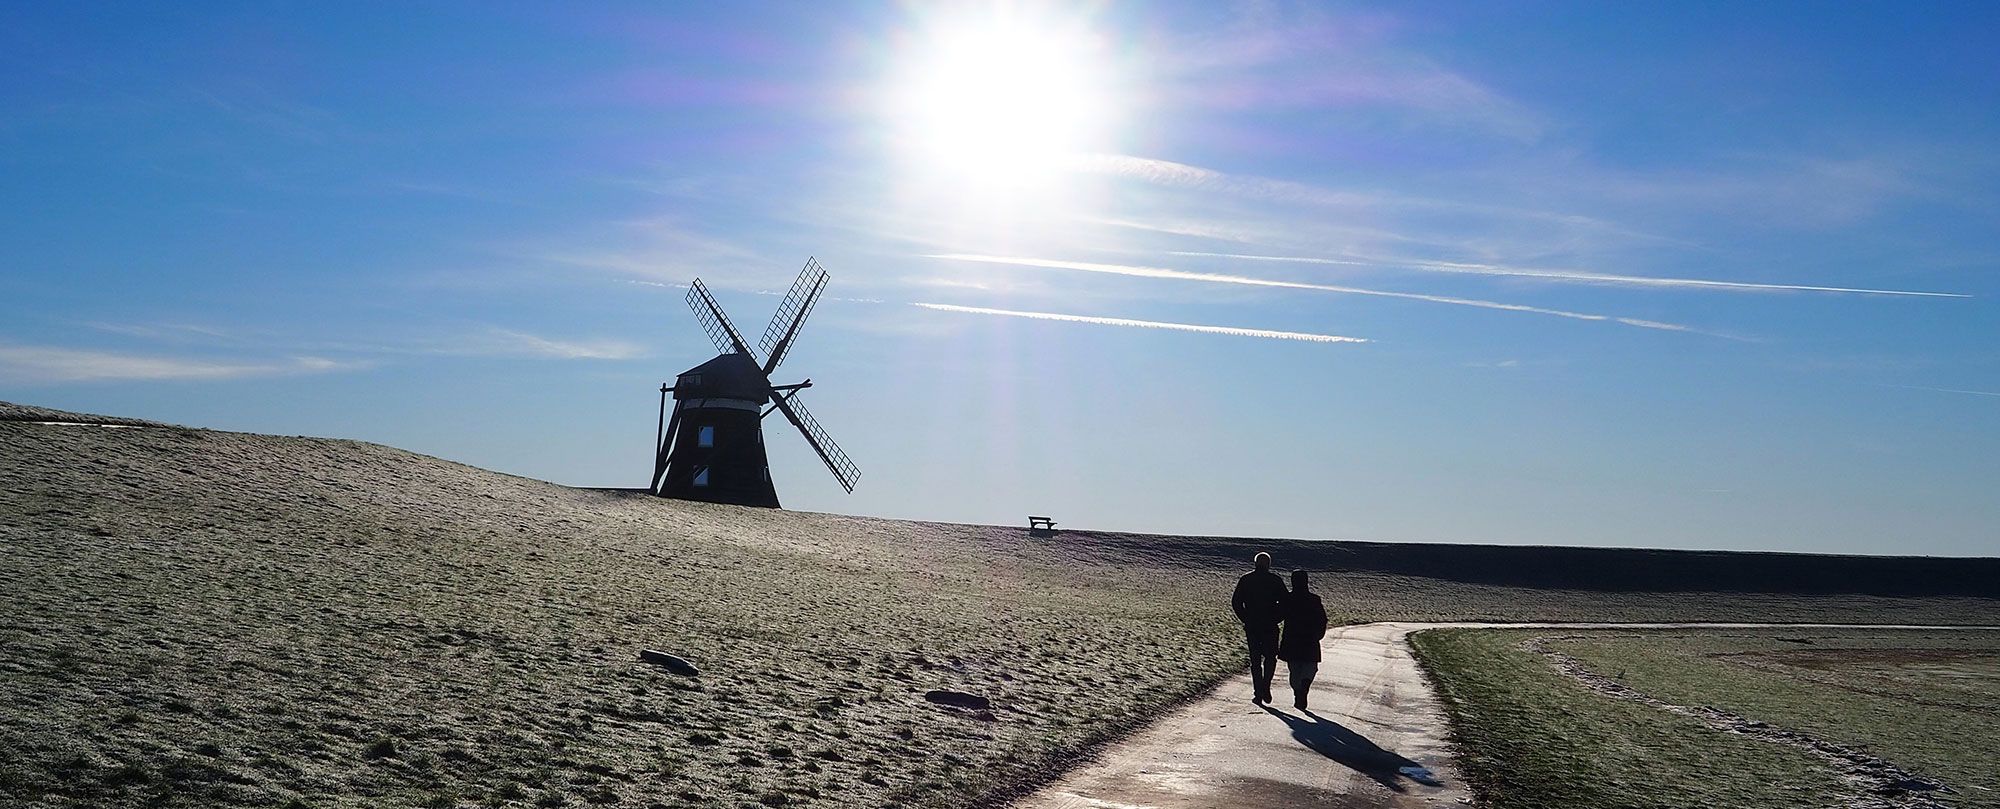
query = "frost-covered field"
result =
(3, 406, 1992, 808)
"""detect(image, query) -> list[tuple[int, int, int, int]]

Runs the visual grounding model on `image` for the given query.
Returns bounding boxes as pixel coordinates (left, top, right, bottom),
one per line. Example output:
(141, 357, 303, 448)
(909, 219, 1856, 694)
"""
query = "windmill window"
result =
(693, 467, 710, 487)
(697, 426, 715, 447)
(762, 466, 770, 482)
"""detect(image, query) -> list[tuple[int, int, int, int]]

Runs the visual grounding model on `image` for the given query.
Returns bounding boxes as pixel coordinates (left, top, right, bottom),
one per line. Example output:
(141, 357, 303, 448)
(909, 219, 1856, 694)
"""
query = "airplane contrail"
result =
(1891, 384, 2000, 398)
(912, 303, 1368, 344)
(1171, 251, 1969, 298)
(927, 253, 1718, 336)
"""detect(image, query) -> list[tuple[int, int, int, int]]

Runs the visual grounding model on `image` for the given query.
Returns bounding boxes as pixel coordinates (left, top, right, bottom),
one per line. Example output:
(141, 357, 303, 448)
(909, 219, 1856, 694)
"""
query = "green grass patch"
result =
(1551, 628, 2000, 807)
(1409, 628, 1851, 809)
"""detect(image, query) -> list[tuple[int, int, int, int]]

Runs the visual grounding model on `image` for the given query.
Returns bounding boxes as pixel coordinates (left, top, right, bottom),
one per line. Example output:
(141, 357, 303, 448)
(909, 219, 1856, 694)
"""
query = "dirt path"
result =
(1010, 622, 1993, 809)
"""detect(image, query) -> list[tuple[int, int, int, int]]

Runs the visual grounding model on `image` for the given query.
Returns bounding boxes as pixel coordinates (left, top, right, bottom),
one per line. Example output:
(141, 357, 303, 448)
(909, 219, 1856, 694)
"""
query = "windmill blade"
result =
(687, 278, 761, 362)
(758, 257, 830, 375)
(769, 392, 859, 493)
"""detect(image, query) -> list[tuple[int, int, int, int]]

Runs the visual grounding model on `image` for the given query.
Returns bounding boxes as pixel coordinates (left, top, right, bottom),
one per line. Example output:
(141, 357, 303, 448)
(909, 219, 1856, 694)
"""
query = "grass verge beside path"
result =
(1551, 629, 2000, 808)
(1409, 628, 1851, 809)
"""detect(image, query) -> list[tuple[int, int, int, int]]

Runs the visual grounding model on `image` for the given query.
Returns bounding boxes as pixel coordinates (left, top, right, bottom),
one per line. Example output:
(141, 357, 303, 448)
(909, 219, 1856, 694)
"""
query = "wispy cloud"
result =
(0, 344, 360, 384)
(1157, 7, 1546, 140)
(1170, 251, 1971, 298)
(351, 329, 648, 361)
(81, 321, 236, 340)
(927, 254, 1718, 336)
(192, 88, 348, 144)
(537, 217, 769, 282)
(1892, 384, 2000, 399)
(1068, 154, 1644, 236)
(74, 320, 645, 363)
(1068, 154, 1371, 208)
(1084, 216, 1263, 245)
(383, 180, 539, 207)
(912, 303, 1366, 344)
(1568, 155, 1931, 228)
(477, 329, 648, 360)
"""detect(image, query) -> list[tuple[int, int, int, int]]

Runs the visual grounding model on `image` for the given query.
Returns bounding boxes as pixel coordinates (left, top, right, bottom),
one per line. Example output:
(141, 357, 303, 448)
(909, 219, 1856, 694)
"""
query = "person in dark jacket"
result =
(1277, 569, 1329, 710)
(1230, 551, 1289, 704)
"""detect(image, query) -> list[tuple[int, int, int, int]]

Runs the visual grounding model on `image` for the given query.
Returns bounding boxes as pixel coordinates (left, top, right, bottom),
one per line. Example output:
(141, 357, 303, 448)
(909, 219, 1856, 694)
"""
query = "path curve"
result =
(1011, 622, 1993, 809)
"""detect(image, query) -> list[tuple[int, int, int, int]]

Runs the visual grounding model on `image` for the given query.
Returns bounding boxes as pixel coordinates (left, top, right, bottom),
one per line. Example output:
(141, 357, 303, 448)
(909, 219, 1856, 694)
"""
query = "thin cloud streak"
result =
(482, 329, 648, 360)
(1069, 153, 1653, 236)
(927, 253, 1716, 336)
(1893, 384, 2000, 398)
(1174, 251, 1970, 298)
(0, 344, 359, 384)
(1067, 154, 1370, 208)
(323, 329, 648, 361)
(913, 303, 1367, 344)
(82, 321, 235, 340)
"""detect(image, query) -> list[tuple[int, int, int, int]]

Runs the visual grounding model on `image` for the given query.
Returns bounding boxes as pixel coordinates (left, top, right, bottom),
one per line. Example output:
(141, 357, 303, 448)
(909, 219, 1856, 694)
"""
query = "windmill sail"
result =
(769, 392, 860, 493)
(759, 257, 829, 374)
(659, 259, 858, 506)
(687, 278, 759, 362)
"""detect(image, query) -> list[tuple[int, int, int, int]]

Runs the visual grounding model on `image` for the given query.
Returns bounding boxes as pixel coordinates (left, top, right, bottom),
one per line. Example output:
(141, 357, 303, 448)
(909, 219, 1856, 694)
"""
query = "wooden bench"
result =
(1027, 516, 1057, 532)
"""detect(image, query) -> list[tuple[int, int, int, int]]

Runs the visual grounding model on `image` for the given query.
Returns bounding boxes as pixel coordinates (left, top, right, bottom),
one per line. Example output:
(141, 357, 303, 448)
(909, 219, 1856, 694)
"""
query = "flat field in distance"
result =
(4, 403, 1998, 808)
(1413, 627, 2000, 809)
(1554, 628, 2000, 807)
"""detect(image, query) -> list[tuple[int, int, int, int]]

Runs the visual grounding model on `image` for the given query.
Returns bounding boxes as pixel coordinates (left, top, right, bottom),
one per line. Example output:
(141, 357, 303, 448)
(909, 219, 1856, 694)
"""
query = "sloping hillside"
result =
(2, 406, 1992, 808)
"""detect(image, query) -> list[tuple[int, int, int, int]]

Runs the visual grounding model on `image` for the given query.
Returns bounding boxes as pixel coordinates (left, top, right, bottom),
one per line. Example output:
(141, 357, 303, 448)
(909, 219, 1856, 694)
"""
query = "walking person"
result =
(1231, 551, 1288, 704)
(1278, 569, 1329, 710)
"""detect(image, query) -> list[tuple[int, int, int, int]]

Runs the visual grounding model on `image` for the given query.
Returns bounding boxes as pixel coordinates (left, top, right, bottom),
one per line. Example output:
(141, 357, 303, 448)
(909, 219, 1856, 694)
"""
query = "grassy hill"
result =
(3, 403, 1993, 808)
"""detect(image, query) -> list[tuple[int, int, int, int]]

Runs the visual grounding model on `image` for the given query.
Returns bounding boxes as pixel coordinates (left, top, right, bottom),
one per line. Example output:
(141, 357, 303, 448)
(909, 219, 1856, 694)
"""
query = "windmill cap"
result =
(673, 352, 771, 403)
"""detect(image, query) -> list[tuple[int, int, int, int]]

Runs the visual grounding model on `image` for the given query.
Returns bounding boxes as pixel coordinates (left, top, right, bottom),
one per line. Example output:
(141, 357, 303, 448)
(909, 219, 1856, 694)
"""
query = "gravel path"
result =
(1011, 622, 1996, 809)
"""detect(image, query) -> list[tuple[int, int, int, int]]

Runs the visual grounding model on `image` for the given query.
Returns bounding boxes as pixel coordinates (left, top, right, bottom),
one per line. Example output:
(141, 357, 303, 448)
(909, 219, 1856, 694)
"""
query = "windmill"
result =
(650, 258, 860, 508)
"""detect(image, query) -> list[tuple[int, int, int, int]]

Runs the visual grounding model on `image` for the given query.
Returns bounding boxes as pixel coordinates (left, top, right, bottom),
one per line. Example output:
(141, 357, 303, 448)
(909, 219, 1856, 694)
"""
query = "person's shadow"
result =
(1261, 706, 1445, 792)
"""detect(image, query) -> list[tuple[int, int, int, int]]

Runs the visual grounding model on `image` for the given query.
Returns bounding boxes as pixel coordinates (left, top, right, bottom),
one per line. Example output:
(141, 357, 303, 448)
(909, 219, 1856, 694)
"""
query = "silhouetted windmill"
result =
(650, 258, 860, 507)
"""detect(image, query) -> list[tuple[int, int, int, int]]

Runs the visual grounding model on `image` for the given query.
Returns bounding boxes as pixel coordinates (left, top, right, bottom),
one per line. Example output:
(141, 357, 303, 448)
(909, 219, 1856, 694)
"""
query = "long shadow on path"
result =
(1262, 706, 1445, 793)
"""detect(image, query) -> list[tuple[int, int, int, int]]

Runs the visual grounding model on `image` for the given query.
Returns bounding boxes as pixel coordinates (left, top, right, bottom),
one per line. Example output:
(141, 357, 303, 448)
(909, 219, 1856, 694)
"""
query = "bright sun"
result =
(887, 8, 1116, 189)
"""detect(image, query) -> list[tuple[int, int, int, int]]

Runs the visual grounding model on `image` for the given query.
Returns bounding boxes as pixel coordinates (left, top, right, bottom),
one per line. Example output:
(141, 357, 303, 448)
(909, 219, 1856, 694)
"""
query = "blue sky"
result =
(3, 1, 1996, 556)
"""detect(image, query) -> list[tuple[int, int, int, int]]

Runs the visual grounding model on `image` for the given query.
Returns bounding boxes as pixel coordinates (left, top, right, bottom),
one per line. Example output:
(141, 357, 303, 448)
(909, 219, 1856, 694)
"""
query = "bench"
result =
(1027, 516, 1057, 532)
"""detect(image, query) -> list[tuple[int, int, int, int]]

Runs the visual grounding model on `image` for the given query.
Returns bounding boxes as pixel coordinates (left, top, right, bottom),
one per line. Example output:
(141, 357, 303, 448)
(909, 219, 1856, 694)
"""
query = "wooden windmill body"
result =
(651, 259, 860, 507)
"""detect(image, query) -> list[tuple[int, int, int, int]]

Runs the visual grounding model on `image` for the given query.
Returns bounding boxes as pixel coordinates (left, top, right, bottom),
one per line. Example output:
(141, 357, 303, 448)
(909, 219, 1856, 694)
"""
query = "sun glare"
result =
(887, 8, 1117, 190)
